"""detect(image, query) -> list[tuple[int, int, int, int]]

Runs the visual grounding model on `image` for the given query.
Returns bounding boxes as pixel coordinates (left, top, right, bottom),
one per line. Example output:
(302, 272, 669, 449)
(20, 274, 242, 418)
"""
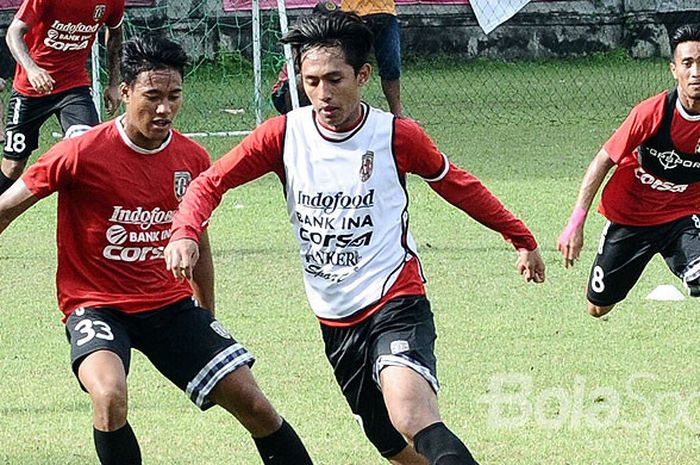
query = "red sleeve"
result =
(394, 119, 538, 251)
(106, 0, 125, 28)
(603, 92, 666, 164)
(16, 0, 42, 27)
(21, 139, 77, 198)
(170, 116, 286, 242)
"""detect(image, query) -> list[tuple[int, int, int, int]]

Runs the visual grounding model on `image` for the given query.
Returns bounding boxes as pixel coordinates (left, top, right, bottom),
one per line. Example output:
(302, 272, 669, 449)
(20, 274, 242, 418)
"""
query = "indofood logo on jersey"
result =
(109, 206, 175, 230)
(297, 189, 375, 214)
(646, 147, 700, 171)
(45, 20, 100, 51)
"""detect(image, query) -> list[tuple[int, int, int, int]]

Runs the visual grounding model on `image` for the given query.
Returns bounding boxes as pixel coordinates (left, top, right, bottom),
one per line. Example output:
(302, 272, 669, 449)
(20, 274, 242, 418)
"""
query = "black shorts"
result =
(3, 86, 99, 161)
(587, 215, 700, 306)
(320, 295, 438, 458)
(65, 297, 255, 410)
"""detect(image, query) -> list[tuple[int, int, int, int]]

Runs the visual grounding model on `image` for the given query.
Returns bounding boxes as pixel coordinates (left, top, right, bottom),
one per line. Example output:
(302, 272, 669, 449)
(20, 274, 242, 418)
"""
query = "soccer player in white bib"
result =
(0, 36, 314, 465)
(166, 11, 545, 465)
(558, 24, 700, 317)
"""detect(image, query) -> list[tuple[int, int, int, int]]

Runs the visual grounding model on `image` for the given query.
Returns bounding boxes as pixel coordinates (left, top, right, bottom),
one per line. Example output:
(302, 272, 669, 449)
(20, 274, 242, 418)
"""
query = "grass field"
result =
(3, 55, 700, 464)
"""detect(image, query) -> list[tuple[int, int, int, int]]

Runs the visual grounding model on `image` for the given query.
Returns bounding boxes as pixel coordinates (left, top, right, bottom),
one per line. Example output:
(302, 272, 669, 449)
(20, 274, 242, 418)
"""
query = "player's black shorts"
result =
(3, 86, 99, 161)
(587, 215, 700, 306)
(320, 295, 438, 458)
(65, 297, 255, 410)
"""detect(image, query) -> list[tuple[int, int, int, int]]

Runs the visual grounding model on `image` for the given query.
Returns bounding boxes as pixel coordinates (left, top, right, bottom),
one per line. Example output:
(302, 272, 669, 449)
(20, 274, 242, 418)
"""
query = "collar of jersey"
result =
(675, 96, 700, 122)
(115, 115, 173, 154)
(313, 102, 369, 142)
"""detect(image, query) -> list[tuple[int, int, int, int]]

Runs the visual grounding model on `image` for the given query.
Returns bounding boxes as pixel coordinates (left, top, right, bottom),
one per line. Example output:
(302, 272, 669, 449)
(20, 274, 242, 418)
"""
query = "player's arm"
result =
(190, 230, 215, 314)
(0, 179, 40, 235)
(6, 18, 55, 94)
(166, 116, 287, 280)
(396, 120, 544, 282)
(103, 24, 123, 115)
(557, 148, 615, 268)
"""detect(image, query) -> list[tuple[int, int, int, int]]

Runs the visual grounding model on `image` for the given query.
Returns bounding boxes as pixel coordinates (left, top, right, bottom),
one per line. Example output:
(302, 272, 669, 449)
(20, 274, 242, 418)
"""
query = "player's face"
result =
(301, 46, 370, 132)
(120, 68, 183, 150)
(671, 41, 700, 105)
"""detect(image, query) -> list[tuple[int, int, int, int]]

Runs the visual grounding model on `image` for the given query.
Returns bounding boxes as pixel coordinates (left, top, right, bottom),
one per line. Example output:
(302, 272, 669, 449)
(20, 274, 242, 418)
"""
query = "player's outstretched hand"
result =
(104, 84, 121, 116)
(164, 238, 200, 280)
(557, 207, 587, 269)
(516, 248, 545, 283)
(27, 65, 55, 94)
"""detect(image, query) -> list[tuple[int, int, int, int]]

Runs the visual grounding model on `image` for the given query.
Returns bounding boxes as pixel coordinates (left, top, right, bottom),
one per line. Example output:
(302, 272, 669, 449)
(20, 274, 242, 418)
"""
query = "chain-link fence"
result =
(40, 0, 700, 134)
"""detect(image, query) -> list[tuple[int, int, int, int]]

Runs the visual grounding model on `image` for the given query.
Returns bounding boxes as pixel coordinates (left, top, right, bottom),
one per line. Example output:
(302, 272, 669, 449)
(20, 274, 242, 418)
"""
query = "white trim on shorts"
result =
(186, 343, 255, 409)
(683, 256, 700, 283)
(374, 354, 440, 393)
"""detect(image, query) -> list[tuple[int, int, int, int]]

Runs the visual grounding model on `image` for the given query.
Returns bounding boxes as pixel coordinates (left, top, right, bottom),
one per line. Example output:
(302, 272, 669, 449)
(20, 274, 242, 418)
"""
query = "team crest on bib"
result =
(360, 150, 374, 182)
(174, 171, 192, 201)
(93, 5, 106, 21)
(696, 138, 700, 154)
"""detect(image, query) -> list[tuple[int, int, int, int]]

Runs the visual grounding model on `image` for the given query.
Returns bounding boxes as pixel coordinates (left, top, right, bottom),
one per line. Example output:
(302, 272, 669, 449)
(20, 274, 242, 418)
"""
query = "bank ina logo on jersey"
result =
(174, 171, 192, 201)
(93, 5, 106, 22)
(360, 150, 374, 182)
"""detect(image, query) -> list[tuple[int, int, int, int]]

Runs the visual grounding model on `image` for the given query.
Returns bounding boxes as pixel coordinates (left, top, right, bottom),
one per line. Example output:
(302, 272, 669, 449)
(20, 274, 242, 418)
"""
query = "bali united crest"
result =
(360, 150, 374, 182)
(174, 171, 192, 201)
(93, 5, 106, 22)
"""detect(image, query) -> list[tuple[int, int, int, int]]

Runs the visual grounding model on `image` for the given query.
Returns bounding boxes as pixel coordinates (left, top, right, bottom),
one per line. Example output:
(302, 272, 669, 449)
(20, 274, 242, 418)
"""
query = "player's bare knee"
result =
(588, 303, 614, 318)
(1, 158, 28, 179)
(88, 384, 128, 430)
(389, 410, 430, 441)
(211, 368, 281, 434)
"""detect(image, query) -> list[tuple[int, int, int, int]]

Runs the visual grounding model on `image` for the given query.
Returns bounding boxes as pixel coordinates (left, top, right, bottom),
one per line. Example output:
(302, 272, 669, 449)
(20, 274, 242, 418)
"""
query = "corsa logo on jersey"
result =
(634, 166, 688, 192)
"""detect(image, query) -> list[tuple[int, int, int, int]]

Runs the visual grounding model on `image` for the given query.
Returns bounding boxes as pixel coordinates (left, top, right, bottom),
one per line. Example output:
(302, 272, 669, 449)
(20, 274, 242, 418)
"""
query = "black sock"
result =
(93, 422, 142, 465)
(413, 422, 479, 465)
(253, 419, 313, 465)
(0, 170, 14, 195)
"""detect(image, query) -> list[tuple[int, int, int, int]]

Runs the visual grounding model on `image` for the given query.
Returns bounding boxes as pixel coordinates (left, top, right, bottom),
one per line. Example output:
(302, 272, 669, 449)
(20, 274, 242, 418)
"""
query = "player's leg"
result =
(320, 314, 412, 461)
(369, 14, 403, 117)
(586, 221, 660, 317)
(65, 307, 141, 465)
(56, 86, 100, 138)
(662, 215, 700, 297)
(372, 296, 479, 465)
(1, 90, 50, 194)
(139, 298, 313, 465)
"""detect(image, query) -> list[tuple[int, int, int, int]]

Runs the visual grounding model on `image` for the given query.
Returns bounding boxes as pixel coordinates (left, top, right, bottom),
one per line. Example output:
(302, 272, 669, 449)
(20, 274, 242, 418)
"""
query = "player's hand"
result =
(557, 206, 587, 269)
(164, 238, 200, 280)
(557, 227, 584, 269)
(103, 85, 121, 116)
(27, 65, 55, 94)
(516, 248, 545, 283)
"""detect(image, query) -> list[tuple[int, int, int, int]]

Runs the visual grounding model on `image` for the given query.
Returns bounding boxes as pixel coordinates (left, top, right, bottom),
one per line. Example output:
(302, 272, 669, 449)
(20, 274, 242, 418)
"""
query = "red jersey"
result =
(600, 90, 700, 226)
(13, 0, 125, 97)
(22, 118, 211, 319)
(171, 106, 538, 326)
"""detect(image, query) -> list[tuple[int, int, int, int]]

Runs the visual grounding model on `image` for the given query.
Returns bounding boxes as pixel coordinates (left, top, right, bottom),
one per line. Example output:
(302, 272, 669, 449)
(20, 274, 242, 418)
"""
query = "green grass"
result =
(3, 55, 700, 464)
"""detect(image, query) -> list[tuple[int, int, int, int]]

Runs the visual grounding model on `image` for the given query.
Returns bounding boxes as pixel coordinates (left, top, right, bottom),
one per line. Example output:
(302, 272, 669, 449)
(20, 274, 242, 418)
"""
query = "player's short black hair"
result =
(120, 35, 189, 86)
(280, 10, 373, 75)
(670, 24, 700, 58)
